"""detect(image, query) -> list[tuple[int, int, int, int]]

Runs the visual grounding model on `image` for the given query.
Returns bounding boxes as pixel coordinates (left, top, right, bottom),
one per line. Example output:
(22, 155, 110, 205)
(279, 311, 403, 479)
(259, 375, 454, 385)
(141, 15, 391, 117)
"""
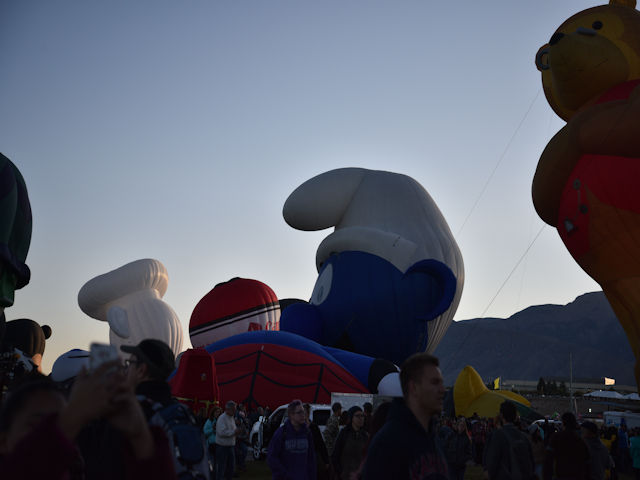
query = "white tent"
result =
(625, 393, 640, 401)
(584, 390, 626, 399)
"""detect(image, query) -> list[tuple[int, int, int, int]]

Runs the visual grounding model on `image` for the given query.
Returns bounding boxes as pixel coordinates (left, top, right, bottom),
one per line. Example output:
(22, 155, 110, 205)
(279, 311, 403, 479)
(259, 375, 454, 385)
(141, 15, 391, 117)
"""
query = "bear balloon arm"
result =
(283, 168, 366, 231)
(533, 85, 640, 227)
(405, 259, 457, 321)
(279, 302, 323, 343)
(107, 305, 131, 339)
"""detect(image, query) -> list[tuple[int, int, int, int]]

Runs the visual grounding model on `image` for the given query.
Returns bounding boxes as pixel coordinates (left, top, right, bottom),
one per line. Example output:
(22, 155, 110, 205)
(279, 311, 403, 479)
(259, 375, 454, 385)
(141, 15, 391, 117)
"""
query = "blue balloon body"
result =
(280, 251, 457, 366)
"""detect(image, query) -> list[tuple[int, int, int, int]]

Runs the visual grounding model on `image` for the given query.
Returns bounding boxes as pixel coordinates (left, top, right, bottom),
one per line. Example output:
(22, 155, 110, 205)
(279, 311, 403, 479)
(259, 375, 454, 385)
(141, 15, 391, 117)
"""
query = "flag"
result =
(604, 377, 615, 386)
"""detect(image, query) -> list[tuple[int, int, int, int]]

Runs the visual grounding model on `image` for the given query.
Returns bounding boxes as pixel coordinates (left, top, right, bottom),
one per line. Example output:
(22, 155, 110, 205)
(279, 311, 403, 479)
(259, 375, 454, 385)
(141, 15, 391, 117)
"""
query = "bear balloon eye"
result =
(550, 32, 565, 45)
(592, 21, 603, 30)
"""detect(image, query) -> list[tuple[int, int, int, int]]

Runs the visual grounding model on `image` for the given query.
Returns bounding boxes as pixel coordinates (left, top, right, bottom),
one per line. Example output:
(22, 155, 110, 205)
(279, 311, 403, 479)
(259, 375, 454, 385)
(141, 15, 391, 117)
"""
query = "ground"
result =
(240, 460, 634, 479)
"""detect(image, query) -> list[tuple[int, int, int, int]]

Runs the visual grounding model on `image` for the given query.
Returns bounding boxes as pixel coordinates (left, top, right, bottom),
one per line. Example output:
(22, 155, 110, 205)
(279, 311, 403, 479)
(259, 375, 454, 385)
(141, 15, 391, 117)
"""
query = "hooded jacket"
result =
(361, 398, 448, 480)
(267, 419, 316, 480)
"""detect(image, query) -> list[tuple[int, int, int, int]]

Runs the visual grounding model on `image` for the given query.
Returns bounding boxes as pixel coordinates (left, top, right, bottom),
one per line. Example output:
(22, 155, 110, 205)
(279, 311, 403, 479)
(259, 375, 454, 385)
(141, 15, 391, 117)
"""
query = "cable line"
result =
(457, 88, 542, 237)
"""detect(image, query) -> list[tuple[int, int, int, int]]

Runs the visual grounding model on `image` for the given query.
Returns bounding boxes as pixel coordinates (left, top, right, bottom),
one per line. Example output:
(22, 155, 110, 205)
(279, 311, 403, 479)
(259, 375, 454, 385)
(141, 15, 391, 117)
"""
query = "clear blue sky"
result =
(1, 0, 602, 372)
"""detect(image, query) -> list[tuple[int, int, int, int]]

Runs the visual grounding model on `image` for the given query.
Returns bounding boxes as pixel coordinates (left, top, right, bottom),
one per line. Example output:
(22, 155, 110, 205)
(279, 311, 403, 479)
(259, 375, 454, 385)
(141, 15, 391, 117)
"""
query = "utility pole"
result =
(570, 352, 575, 415)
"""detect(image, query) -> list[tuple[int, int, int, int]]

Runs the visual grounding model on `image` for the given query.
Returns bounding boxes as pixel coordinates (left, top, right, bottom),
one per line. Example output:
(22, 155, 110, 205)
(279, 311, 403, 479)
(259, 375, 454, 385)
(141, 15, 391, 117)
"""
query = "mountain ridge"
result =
(434, 291, 636, 386)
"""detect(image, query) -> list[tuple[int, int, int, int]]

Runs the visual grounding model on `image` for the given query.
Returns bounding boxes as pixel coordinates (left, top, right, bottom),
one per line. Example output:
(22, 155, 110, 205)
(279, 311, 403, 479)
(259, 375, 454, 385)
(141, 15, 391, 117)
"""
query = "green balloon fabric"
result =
(0, 153, 32, 308)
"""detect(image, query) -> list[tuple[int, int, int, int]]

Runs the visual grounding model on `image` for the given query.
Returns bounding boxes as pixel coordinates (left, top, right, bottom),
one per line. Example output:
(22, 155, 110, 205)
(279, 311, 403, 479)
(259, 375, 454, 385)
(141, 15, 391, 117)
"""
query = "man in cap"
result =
(122, 338, 176, 414)
(122, 339, 211, 479)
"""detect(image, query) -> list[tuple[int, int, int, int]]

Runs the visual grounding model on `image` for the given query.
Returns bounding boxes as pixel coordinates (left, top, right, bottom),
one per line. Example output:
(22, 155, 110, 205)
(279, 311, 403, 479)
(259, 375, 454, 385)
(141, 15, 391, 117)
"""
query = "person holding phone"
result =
(0, 361, 177, 479)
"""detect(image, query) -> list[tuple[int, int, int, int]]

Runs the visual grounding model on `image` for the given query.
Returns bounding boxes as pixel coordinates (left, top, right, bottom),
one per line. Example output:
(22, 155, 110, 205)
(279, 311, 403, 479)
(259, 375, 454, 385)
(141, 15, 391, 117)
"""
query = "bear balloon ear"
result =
(41, 325, 52, 339)
(610, 0, 636, 8)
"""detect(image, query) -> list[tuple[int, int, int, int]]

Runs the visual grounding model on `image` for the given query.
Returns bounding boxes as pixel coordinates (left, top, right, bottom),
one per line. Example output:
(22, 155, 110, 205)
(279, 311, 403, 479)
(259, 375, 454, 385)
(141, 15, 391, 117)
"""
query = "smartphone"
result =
(89, 343, 118, 371)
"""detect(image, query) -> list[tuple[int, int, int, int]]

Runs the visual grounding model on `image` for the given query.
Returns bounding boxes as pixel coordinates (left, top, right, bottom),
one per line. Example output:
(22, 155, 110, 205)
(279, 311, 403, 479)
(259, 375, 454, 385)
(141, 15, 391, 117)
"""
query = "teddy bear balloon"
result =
(532, 0, 640, 390)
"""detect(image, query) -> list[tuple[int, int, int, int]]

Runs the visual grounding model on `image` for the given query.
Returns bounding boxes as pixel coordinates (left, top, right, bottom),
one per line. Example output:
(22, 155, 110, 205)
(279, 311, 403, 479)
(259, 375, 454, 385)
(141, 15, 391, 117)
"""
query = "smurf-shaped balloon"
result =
(78, 259, 184, 356)
(281, 168, 464, 366)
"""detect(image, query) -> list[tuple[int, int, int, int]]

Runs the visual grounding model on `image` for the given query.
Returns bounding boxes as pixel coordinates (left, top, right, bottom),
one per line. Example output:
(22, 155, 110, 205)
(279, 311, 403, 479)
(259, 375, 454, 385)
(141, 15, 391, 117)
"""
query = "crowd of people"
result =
(0, 338, 192, 479)
(258, 352, 637, 480)
(2, 340, 638, 480)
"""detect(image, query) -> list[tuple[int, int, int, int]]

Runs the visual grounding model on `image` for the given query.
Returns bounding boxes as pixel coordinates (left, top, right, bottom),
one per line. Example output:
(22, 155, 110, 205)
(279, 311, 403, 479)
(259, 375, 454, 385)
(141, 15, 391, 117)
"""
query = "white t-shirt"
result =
(215, 412, 237, 446)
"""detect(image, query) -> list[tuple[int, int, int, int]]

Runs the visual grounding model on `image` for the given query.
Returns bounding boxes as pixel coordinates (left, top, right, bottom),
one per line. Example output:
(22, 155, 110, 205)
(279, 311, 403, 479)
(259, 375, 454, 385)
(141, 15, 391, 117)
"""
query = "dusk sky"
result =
(1, 0, 603, 372)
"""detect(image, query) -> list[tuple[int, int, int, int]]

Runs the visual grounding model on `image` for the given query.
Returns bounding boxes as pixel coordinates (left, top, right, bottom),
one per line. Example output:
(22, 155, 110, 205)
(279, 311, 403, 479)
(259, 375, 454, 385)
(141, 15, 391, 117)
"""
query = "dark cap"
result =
(581, 421, 598, 435)
(121, 339, 175, 380)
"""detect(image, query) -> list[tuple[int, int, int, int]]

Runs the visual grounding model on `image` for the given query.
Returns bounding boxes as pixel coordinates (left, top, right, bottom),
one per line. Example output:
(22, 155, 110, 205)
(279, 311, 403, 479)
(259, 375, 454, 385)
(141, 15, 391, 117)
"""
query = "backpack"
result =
(500, 426, 535, 480)
(146, 399, 212, 480)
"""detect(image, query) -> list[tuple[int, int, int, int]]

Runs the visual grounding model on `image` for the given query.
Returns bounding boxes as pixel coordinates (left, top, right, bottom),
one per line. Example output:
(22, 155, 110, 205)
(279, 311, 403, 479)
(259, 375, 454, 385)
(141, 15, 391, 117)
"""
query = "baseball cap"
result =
(121, 339, 175, 380)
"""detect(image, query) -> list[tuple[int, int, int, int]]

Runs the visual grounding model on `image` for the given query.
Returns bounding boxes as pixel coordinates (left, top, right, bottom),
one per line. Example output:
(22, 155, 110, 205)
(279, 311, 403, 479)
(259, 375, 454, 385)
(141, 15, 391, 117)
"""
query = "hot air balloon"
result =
(2, 318, 51, 371)
(78, 259, 184, 356)
(532, 0, 640, 389)
(280, 168, 464, 366)
(453, 366, 540, 421)
(170, 348, 220, 415)
(189, 277, 280, 348)
(0, 153, 32, 310)
(196, 330, 398, 409)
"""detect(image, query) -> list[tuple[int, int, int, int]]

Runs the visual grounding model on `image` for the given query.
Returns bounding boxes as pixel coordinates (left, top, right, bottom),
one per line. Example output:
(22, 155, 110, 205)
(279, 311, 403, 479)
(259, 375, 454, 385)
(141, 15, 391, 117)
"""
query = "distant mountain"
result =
(433, 292, 636, 386)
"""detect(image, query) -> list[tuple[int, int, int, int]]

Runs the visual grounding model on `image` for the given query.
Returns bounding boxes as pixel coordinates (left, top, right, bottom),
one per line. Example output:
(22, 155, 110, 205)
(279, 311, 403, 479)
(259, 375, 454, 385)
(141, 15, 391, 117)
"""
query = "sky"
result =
(1, 0, 604, 373)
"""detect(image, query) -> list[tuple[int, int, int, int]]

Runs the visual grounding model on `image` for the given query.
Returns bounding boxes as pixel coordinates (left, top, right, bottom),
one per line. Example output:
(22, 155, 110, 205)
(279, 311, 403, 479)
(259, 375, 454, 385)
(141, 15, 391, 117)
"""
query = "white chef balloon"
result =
(78, 259, 184, 356)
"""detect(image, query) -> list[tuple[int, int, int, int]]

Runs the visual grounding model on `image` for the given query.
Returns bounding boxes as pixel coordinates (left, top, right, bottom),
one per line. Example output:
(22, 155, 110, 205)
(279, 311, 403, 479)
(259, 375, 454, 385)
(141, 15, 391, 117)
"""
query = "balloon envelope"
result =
(170, 348, 220, 415)
(190, 278, 280, 348)
(202, 331, 368, 409)
(282, 168, 464, 364)
(78, 259, 184, 356)
(453, 366, 540, 421)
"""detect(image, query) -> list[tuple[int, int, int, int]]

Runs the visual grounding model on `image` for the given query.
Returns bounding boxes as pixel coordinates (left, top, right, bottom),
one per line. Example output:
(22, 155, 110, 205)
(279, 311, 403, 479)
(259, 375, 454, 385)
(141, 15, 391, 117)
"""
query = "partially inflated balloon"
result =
(170, 348, 219, 414)
(453, 366, 538, 420)
(198, 331, 382, 409)
(281, 168, 463, 365)
(0, 153, 32, 309)
(78, 259, 184, 356)
(189, 277, 280, 348)
(2, 318, 51, 369)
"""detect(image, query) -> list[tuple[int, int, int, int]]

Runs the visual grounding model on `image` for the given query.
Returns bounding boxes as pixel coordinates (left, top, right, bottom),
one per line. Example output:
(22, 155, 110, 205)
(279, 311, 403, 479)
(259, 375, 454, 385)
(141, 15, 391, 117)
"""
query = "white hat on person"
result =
(50, 349, 89, 382)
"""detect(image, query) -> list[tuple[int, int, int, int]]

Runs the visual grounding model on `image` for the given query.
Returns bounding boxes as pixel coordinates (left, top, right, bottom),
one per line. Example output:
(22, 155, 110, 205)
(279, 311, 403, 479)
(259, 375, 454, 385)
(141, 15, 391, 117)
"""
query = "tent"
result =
(584, 390, 626, 399)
